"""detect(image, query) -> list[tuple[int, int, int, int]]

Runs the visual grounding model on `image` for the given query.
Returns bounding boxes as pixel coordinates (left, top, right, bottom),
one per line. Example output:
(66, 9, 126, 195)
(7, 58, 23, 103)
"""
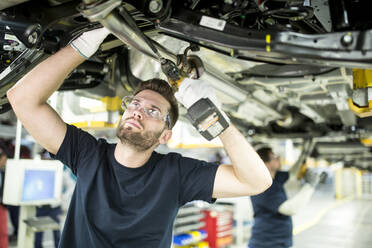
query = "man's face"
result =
(116, 90, 171, 151)
(266, 151, 281, 172)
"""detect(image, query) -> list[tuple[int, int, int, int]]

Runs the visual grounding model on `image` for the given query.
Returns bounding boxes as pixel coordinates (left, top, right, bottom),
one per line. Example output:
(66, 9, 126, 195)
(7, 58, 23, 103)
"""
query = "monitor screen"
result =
(3, 159, 63, 206)
(21, 169, 56, 202)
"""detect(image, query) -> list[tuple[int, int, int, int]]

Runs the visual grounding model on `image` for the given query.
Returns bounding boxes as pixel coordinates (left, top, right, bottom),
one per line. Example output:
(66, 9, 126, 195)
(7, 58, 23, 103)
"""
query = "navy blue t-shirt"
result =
(52, 124, 219, 248)
(249, 171, 292, 248)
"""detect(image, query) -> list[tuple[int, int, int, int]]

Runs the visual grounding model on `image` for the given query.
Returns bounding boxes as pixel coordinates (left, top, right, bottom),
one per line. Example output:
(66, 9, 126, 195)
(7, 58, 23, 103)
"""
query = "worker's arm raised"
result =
(175, 78, 272, 198)
(7, 28, 109, 155)
(278, 169, 325, 216)
(213, 124, 272, 198)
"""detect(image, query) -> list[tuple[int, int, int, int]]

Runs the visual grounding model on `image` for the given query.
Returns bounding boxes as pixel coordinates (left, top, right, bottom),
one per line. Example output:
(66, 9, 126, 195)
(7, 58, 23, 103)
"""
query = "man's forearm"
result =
(7, 45, 85, 106)
(278, 183, 315, 216)
(219, 124, 272, 190)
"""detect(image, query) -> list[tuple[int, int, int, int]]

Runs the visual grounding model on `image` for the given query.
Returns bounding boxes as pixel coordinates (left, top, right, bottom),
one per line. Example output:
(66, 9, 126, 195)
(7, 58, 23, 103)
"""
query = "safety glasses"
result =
(121, 95, 171, 129)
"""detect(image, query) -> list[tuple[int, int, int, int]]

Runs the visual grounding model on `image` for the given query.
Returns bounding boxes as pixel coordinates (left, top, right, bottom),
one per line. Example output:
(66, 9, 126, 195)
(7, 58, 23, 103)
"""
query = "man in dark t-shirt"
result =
(249, 146, 322, 248)
(250, 170, 292, 248)
(7, 28, 272, 247)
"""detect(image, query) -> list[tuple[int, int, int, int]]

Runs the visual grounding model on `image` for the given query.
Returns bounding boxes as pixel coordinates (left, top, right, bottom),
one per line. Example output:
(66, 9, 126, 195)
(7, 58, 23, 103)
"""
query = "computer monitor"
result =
(3, 159, 63, 206)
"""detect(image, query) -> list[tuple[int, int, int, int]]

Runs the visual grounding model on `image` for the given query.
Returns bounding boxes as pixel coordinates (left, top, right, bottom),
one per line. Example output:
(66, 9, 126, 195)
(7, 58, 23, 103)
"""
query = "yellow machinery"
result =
(349, 69, 372, 117)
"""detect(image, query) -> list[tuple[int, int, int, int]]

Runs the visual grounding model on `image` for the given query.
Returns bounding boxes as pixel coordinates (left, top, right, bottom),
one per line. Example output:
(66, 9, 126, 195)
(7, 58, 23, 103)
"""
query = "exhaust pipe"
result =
(79, 0, 174, 61)
(78, 0, 285, 115)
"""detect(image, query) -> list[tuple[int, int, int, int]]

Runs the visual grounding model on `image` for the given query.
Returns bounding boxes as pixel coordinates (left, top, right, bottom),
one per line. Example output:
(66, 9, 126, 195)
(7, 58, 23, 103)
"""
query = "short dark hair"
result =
(256, 146, 273, 163)
(134, 78, 179, 129)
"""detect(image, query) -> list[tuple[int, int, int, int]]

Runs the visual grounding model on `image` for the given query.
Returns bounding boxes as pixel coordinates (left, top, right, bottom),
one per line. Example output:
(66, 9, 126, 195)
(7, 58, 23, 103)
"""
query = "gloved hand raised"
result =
(174, 77, 222, 109)
(304, 169, 326, 187)
(70, 27, 110, 59)
(174, 77, 230, 140)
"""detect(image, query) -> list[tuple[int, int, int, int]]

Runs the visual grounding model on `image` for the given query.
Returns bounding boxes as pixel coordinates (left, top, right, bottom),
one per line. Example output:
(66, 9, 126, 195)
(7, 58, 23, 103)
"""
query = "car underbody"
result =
(1, 0, 372, 170)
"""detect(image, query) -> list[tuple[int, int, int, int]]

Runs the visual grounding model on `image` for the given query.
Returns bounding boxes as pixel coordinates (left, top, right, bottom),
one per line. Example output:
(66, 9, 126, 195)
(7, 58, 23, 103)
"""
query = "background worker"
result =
(249, 145, 323, 248)
(6, 27, 272, 247)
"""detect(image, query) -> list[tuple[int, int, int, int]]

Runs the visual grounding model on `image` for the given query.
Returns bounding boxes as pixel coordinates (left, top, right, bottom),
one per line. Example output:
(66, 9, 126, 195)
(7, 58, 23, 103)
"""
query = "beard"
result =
(116, 119, 165, 152)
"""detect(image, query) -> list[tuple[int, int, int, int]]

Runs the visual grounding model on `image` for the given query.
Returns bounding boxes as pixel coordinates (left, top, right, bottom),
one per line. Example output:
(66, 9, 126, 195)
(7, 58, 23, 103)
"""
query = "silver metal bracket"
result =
(79, 0, 122, 22)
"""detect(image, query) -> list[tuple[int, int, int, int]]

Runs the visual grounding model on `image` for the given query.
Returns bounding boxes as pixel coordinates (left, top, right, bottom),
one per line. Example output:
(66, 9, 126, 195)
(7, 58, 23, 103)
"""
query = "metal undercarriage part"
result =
(2, 0, 372, 169)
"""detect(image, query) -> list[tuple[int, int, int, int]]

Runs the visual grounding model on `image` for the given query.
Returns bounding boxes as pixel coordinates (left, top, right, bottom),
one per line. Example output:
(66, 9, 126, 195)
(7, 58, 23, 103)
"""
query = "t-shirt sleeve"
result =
(178, 156, 219, 206)
(50, 124, 98, 175)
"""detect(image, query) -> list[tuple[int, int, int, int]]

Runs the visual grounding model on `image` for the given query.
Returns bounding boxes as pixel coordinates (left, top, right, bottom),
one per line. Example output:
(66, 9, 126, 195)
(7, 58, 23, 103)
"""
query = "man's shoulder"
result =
(151, 152, 203, 169)
(151, 151, 180, 165)
(67, 124, 111, 147)
(156, 152, 206, 164)
(276, 171, 289, 177)
(252, 172, 289, 198)
(275, 171, 290, 183)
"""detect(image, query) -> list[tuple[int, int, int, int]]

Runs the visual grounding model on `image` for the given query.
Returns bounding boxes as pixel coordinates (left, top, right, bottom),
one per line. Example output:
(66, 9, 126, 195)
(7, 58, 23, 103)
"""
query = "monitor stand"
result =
(17, 205, 60, 248)
(17, 206, 36, 248)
